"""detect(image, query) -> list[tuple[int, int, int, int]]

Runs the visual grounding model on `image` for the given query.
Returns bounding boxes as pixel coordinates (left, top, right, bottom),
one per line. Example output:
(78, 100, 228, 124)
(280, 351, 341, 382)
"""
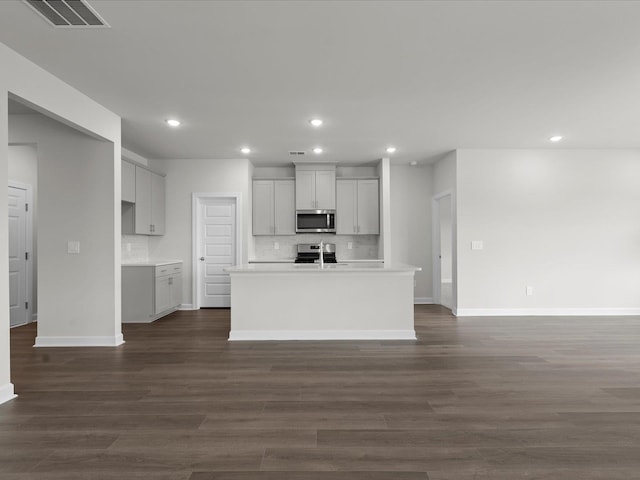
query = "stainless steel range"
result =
(294, 243, 337, 264)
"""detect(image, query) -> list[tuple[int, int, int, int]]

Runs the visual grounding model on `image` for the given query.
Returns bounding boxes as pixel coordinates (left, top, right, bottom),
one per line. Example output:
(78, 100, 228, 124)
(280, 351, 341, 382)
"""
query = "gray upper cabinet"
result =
(274, 180, 295, 234)
(253, 180, 275, 235)
(122, 163, 166, 236)
(336, 179, 379, 235)
(253, 179, 295, 235)
(121, 160, 136, 203)
(150, 171, 165, 235)
(295, 165, 336, 210)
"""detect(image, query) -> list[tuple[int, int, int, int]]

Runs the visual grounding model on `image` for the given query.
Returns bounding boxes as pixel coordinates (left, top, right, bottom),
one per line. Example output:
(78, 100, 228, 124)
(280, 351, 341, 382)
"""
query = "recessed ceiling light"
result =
(240, 147, 251, 154)
(312, 147, 323, 154)
(410, 161, 418, 166)
(309, 118, 323, 127)
(549, 135, 563, 142)
(165, 119, 181, 127)
(386, 146, 397, 154)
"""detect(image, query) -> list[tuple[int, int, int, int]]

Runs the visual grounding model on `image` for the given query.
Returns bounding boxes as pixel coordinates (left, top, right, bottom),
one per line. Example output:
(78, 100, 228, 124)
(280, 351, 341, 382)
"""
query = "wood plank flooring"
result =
(3, 305, 640, 478)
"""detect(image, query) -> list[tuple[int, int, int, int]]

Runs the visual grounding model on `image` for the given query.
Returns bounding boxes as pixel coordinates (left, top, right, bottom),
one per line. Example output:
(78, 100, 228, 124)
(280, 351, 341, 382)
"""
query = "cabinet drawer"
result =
(155, 263, 182, 277)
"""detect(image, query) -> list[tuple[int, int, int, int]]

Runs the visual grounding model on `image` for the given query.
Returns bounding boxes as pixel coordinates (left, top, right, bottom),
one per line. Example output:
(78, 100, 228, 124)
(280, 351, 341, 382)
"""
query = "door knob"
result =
(199, 257, 205, 261)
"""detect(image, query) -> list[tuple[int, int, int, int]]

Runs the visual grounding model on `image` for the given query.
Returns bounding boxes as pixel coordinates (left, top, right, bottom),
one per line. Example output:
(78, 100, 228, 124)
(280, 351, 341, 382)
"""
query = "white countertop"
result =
(122, 259, 183, 267)
(226, 262, 420, 273)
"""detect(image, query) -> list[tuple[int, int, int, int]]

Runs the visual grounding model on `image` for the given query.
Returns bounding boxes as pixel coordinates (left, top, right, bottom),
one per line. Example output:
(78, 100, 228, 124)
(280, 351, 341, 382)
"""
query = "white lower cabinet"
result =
(122, 262, 182, 323)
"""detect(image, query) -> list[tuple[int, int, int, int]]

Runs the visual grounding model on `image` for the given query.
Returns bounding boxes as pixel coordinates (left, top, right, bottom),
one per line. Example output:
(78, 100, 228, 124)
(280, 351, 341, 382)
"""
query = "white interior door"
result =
(198, 198, 236, 308)
(8, 186, 28, 327)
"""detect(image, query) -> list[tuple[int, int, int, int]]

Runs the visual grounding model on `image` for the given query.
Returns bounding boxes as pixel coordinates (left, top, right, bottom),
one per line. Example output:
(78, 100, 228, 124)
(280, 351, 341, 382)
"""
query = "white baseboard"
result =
(414, 297, 434, 304)
(229, 330, 417, 341)
(31, 313, 38, 322)
(34, 333, 125, 347)
(456, 307, 640, 317)
(179, 304, 196, 310)
(0, 383, 17, 405)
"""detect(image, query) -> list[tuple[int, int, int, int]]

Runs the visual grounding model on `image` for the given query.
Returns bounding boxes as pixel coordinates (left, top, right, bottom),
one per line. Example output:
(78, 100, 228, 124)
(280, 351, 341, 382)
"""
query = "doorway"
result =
(8, 181, 33, 327)
(433, 191, 454, 310)
(192, 194, 242, 308)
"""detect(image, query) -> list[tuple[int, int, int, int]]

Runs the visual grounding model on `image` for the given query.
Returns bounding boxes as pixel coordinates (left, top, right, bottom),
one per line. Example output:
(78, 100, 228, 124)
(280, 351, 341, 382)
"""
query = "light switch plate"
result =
(347, 242, 353, 250)
(471, 240, 484, 250)
(274, 242, 279, 250)
(67, 241, 80, 254)
(526, 286, 534, 296)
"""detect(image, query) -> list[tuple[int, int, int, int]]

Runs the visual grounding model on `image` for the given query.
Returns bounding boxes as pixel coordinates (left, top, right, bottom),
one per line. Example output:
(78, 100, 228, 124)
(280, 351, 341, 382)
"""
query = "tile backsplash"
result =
(253, 234, 379, 261)
(121, 235, 149, 262)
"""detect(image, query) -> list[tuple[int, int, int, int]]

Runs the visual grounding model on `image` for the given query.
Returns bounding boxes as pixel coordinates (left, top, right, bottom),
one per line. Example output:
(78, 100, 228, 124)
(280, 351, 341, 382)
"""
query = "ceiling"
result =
(2, 1, 640, 166)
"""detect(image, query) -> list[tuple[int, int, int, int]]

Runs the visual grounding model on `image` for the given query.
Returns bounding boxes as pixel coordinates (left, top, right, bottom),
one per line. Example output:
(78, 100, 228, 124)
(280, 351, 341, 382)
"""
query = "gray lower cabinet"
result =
(122, 262, 182, 323)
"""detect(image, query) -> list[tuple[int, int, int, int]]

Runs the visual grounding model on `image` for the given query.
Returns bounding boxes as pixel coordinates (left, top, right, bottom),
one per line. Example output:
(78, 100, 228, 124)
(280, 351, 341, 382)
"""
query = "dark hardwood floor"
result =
(3, 305, 640, 479)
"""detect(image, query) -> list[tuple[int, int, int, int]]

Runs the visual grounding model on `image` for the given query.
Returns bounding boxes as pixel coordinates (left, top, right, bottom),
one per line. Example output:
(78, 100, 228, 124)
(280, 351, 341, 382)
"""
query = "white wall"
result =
(433, 151, 457, 196)
(8, 144, 38, 317)
(9, 114, 120, 341)
(456, 149, 640, 315)
(1, 41, 122, 404)
(149, 158, 252, 307)
(390, 165, 433, 302)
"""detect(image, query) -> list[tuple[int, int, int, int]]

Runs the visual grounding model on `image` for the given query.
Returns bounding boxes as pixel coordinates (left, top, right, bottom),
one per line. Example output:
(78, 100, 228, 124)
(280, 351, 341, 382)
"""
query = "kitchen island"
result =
(225, 263, 420, 340)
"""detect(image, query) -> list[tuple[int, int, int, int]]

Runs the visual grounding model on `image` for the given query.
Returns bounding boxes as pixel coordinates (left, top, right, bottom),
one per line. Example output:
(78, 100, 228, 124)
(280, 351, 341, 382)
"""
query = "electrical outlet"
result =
(471, 240, 484, 250)
(526, 286, 534, 296)
(67, 241, 80, 254)
(126, 243, 132, 252)
(274, 242, 279, 250)
(347, 242, 353, 250)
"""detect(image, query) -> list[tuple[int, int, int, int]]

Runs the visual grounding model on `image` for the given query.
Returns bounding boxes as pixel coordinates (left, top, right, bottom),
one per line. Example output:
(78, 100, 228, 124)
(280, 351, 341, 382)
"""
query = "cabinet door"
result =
(253, 180, 275, 235)
(315, 170, 336, 209)
(154, 275, 172, 314)
(357, 179, 380, 234)
(274, 180, 295, 235)
(122, 161, 136, 203)
(336, 180, 357, 234)
(170, 274, 183, 308)
(295, 170, 316, 209)
(150, 173, 165, 235)
(134, 167, 152, 234)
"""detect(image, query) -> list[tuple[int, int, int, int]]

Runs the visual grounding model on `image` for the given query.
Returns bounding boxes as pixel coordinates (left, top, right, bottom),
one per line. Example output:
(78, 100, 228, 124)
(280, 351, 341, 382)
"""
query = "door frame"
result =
(432, 190, 455, 310)
(191, 192, 242, 309)
(8, 180, 34, 326)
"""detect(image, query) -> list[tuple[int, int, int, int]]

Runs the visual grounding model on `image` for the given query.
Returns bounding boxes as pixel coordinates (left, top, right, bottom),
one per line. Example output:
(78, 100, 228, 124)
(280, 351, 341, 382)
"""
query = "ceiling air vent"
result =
(289, 151, 306, 156)
(24, 0, 109, 28)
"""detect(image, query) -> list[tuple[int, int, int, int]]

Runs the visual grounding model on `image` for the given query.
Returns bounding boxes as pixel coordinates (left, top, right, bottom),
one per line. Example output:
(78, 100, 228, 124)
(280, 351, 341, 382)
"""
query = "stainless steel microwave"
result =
(296, 210, 336, 233)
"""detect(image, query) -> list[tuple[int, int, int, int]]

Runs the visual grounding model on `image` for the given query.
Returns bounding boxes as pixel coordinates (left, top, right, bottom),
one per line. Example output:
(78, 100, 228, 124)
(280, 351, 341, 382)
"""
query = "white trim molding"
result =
(456, 308, 640, 317)
(34, 334, 125, 347)
(414, 297, 434, 304)
(178, 304, 196, 311)
(0, 383, 17, 405)
(229, 330, 417, 341)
